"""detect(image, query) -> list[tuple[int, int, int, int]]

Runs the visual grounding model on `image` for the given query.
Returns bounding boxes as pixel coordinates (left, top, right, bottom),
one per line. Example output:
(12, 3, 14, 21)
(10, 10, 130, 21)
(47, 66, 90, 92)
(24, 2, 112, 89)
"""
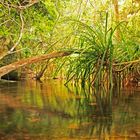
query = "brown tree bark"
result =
(0, 51, 72, 78)
(35, 60, 50, 80)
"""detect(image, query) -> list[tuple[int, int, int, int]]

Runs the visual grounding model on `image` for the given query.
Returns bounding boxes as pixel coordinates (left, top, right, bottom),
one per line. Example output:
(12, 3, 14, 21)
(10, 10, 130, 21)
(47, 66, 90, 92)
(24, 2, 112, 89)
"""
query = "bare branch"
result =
(9, 11, 24, 52)
(0, 11, 24, 60)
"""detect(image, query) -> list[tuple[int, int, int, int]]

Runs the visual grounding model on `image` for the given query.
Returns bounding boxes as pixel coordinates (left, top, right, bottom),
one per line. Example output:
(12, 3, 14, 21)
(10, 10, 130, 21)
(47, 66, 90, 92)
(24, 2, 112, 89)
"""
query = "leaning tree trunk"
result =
(0, 51, 72, 78)
(0, 39, 19, 80)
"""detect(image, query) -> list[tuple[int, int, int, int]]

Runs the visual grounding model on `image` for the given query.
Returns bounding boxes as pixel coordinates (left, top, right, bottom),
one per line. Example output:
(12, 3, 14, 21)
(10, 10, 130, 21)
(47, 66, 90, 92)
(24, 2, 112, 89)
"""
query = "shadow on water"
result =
(0, 80, 140, 139)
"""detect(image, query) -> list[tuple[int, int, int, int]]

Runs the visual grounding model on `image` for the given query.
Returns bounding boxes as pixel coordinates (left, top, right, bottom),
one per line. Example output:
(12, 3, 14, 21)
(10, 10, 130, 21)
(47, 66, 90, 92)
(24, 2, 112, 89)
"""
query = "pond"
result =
(0, 80, 140, 140)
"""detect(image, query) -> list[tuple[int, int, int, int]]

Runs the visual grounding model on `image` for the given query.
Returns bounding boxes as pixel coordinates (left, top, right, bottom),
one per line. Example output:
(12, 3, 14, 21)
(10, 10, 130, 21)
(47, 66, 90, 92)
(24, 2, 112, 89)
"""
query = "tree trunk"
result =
(35, 60, 50, 80)
(0, 51, 72, 78)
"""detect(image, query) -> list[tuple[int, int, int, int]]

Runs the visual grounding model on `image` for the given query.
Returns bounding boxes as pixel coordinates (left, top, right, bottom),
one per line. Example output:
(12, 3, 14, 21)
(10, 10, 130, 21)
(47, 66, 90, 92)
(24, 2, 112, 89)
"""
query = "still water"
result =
(0, 80, 139, 140)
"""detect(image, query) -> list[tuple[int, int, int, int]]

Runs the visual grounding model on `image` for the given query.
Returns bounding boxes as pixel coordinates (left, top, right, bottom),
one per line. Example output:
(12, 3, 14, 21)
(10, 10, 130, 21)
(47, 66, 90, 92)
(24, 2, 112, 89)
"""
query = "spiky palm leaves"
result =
(66, 13, 116, 89)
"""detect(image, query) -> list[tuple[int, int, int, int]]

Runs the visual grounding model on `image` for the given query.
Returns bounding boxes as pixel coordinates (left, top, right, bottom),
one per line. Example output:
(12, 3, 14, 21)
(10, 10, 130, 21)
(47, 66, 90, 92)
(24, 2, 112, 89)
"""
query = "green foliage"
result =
(0, 0, 139, 84)
(65, 13, 117, 87)
(0, 0, 58, 57)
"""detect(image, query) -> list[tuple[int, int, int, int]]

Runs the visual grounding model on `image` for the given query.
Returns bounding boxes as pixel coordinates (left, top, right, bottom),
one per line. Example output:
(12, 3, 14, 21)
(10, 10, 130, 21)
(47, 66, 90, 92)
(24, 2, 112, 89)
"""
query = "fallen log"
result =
(0, 51, 72, 78)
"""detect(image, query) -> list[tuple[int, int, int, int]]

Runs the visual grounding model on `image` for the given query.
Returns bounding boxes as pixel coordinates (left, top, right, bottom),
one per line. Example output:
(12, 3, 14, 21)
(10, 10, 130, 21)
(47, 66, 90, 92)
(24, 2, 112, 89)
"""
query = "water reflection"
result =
(0, 80, 140, 139)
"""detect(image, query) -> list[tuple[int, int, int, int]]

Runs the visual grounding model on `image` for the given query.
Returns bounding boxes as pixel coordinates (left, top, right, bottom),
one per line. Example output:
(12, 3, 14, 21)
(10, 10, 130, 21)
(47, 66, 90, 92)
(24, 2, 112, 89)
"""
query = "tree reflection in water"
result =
(0, 80, 139, 139)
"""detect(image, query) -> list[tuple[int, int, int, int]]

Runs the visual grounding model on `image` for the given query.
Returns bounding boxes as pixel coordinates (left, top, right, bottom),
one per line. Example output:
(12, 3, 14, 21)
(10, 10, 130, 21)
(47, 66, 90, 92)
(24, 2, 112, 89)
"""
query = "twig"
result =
(0, 19, 10, 27)
(7, 48, 27, 55)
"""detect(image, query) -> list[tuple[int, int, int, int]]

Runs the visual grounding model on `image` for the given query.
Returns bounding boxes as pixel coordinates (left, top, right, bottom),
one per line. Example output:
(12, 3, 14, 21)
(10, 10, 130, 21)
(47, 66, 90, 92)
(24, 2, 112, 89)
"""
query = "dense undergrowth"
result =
(53, 13, 140, 88)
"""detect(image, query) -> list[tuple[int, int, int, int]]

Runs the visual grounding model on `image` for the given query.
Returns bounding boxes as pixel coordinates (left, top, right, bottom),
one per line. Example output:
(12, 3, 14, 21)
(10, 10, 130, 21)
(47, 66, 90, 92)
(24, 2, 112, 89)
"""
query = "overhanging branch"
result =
(0, 51, 72, 78)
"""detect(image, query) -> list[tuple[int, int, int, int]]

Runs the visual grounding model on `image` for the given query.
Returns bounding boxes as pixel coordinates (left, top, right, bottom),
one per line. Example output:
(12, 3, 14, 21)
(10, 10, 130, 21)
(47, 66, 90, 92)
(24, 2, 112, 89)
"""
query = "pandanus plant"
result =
(65, 13, 121, 90)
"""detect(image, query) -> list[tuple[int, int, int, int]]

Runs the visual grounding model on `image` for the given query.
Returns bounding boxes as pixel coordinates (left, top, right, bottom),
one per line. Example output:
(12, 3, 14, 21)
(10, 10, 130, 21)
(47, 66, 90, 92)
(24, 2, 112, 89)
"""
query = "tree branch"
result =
(0, 11, 24, 60)
(0, 19, 10, 27)
(9, 11, 24, 52)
